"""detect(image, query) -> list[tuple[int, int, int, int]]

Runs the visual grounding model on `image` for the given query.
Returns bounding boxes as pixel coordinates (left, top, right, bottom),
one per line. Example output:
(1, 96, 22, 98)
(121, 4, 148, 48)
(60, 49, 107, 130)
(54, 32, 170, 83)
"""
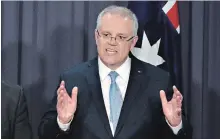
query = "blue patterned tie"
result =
(109, 71, 123, 134)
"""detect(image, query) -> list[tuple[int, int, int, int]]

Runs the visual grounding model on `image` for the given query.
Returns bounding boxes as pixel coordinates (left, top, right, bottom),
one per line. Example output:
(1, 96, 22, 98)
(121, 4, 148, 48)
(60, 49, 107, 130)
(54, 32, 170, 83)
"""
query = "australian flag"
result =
(128, 1, 182, 91)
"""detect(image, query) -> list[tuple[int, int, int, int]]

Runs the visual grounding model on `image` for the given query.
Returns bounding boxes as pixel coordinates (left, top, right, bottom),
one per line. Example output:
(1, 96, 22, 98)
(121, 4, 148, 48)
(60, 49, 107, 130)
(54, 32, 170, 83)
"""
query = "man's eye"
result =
(103, 33, 110, 37)
(118, 36, 126, 40)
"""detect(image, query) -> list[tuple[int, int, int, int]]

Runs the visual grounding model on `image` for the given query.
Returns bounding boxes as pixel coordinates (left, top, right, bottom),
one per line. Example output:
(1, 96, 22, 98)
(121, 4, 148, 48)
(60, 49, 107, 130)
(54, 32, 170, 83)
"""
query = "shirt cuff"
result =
(165, 118, 183, 135)
(57, 116, 73, 131)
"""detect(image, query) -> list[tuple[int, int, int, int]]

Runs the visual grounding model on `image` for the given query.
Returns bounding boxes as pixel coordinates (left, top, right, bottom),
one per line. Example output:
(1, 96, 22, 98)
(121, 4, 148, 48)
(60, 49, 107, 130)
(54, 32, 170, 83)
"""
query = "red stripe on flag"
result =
(167, 2, 179, 29)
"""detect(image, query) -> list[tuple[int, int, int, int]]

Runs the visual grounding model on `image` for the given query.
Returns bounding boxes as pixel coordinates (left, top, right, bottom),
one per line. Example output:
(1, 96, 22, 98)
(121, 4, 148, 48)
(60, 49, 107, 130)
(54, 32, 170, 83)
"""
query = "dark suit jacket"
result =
(1, 81, 32, 139)
(38, 57, 192, 139)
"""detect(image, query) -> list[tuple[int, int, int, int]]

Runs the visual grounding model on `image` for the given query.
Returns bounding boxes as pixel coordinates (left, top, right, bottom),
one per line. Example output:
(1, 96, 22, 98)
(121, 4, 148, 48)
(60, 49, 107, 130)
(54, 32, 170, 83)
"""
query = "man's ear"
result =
(95, 29, 98, 39)
(130, 36, 138, 50)
(95, 29, 99, 46)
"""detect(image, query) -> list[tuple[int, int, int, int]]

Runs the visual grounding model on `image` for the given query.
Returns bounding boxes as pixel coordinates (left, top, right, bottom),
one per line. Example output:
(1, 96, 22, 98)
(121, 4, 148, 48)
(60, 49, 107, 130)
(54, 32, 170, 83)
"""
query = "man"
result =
(1, 81, 32, 139)
(38, 5, 192, 139)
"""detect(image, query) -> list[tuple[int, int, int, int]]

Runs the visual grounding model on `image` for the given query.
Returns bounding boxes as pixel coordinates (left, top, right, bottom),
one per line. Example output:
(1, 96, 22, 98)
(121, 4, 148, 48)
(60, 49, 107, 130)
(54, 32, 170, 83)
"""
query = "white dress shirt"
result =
(57, 56, 182, 135)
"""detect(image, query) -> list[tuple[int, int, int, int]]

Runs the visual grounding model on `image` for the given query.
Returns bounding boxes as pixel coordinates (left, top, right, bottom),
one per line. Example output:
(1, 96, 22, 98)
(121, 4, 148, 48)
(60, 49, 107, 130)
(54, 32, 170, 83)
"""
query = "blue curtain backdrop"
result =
(2, 1, 220, 139)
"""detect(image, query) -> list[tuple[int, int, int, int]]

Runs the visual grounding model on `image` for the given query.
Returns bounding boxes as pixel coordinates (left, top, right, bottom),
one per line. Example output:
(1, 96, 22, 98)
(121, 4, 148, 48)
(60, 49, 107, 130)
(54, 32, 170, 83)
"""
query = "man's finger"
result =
(58, 89, 66, 99)
(57, 81, 65, 95)
(71, 87, 78, 102)
(58, 90, 70, 108)
(57, 91, 62, 100)
(57, 91, 64, 101)
(176, 91, 183, 101)
(173, 85, 178, 93)
(176, 95, 182, 107)
(57, 87, 62, 95)
(177, 95, 182, 102)
(173, 86, 183, 100)
(176, 107, 181, 111)
(176, 108, 182, 116)
(173, 86, 182, 96)
(172, 92, 177, 99)
(57, 95, 64, 108)
(176, 108, 182, 113)
(160, 90, 168, 106)
(176, 90, 182, 95)
(173, 86, 180, 96)
(177, 103, 182, 108)
(57, 88, 68, 97)
(60, 80, 65, 87)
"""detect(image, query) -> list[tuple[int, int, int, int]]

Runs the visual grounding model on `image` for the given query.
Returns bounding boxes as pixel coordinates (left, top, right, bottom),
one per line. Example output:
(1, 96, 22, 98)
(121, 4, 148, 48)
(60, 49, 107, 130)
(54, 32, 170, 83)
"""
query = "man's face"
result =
(95, 13, 138, 70)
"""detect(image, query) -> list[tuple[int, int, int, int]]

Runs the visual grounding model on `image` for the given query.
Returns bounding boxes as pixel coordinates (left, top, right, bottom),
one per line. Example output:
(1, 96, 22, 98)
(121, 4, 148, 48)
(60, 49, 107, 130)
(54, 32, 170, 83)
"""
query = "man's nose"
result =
(108, 37, 117, 45)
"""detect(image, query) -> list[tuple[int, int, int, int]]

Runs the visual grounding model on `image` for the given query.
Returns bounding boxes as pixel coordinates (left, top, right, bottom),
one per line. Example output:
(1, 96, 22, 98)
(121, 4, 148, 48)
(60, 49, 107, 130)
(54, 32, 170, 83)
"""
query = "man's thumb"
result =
(71, 87, 78, 101)
(160, 90, 168, 106)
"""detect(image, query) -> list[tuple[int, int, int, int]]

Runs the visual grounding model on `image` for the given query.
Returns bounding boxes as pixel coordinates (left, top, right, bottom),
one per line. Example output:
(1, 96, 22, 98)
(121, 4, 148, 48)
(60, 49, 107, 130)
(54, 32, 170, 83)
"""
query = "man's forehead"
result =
(102, 13, 131, 22)
(100, 13, 133, 34)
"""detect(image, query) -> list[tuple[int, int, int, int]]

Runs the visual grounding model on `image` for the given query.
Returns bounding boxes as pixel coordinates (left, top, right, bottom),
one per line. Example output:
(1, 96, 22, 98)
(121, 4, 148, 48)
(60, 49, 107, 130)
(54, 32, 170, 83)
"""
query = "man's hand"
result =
(160, 86, 183, 127)
(57, 81, 78, 124)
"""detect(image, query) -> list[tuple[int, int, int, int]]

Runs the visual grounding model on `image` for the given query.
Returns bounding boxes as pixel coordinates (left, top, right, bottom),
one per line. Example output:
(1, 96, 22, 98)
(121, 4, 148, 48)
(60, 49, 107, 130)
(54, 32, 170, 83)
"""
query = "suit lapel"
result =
(114, 57, 149, 137)
(85, 58, 113, 138)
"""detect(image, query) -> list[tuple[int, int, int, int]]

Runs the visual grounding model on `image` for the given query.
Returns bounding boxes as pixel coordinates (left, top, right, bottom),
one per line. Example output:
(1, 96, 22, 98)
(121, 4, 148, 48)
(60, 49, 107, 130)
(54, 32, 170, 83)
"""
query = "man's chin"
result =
(105, 61, 117, 66)
(102, 60, 119, 69)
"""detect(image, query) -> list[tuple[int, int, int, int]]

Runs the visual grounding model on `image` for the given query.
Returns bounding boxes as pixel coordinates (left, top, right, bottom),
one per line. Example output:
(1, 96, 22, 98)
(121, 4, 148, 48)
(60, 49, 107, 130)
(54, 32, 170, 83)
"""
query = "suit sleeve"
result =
(38, 76, 74, 139)
(14, 88, 32, 139)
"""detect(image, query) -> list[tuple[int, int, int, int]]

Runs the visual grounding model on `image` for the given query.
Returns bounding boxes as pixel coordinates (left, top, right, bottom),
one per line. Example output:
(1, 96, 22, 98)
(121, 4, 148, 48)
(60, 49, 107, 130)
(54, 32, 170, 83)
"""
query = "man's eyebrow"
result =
(116, 33, 128, 36)
(101, 31, 128, 36)
(101, 31, 111, 34)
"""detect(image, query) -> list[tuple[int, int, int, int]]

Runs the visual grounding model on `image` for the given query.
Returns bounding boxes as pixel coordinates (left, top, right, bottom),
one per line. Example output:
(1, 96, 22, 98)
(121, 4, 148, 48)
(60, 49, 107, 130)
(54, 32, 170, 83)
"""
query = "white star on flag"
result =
(131, 31, 165, 66)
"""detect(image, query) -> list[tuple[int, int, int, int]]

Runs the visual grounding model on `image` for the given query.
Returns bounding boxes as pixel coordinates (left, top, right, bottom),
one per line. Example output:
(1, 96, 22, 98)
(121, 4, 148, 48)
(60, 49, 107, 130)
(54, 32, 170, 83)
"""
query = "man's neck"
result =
(99, 57, 129, 70)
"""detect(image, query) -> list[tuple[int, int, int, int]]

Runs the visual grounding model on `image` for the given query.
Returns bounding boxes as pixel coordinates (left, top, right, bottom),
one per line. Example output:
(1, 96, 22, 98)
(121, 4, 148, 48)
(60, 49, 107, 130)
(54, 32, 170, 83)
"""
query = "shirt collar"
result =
(98, 56, 131, 81)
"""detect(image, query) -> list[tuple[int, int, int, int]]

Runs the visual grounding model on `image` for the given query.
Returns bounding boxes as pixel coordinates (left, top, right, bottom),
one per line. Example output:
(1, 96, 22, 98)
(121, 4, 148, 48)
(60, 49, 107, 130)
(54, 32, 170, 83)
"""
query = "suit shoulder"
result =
(61, 58, 94, 77)
(2, 81, 22, 94)
(1, 81, 23, 105)
(138, 60, 170, 79)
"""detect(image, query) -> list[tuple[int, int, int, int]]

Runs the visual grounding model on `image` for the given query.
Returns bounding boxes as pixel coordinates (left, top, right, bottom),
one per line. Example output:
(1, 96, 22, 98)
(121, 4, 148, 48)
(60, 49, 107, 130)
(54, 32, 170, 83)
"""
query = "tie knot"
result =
(109, 71, 119, 83)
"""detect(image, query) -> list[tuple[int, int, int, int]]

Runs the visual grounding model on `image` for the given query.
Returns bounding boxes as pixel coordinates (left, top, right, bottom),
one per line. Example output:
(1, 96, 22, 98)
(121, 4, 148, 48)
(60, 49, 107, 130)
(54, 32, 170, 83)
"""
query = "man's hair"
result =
(96, 5, 138, 36)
